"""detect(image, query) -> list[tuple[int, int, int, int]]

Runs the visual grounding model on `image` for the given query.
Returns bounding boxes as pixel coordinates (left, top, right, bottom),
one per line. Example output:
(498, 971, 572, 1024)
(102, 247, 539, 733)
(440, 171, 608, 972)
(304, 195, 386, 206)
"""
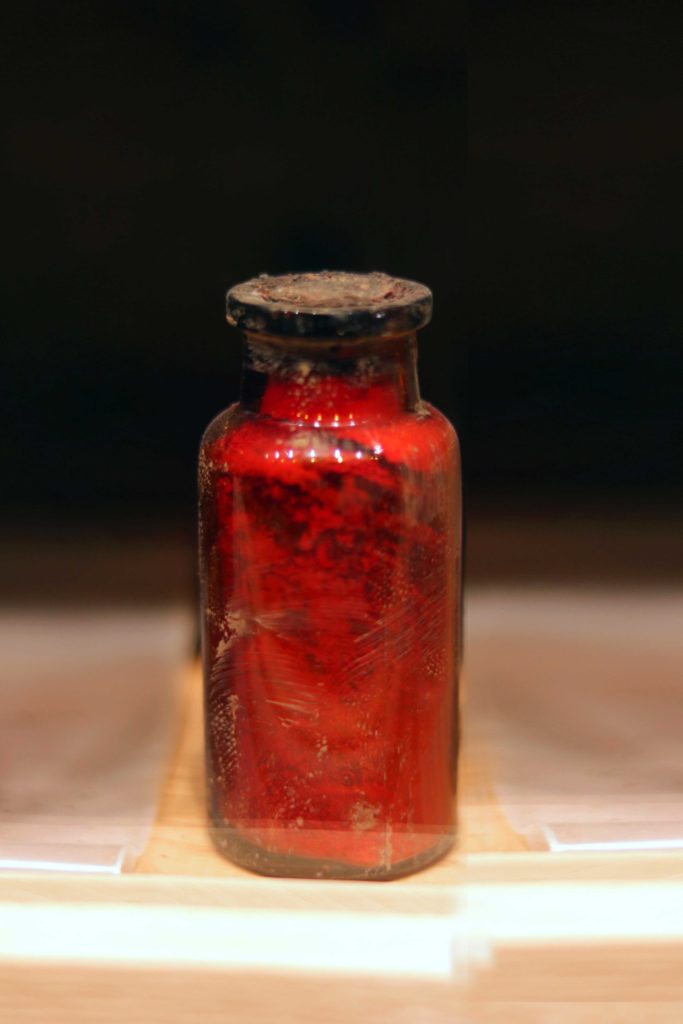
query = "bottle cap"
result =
(226, 271, 432, 339)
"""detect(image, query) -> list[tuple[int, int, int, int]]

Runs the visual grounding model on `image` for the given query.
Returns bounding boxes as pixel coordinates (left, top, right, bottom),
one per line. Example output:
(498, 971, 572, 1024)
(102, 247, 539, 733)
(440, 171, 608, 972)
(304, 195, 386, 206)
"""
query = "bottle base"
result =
(208, 821, 455, 881)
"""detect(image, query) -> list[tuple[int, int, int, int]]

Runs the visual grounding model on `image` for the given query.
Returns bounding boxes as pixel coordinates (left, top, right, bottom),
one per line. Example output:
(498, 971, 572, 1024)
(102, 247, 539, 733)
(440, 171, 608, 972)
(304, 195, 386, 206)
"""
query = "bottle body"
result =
(199, 328, 461, 880)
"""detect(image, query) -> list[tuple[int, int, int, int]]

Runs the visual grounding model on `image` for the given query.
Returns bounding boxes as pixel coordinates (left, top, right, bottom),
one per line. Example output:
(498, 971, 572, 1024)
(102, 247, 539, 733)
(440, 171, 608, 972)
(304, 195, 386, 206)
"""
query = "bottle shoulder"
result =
(200, 400, 459, 479)
(416, 401, 459, 446)
(200, 403, 244, 448)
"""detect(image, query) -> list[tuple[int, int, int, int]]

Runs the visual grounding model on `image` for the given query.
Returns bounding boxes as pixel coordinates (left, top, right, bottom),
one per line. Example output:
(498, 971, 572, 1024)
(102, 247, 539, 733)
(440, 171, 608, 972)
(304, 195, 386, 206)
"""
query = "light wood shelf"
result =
(2, 662, 682, 1023)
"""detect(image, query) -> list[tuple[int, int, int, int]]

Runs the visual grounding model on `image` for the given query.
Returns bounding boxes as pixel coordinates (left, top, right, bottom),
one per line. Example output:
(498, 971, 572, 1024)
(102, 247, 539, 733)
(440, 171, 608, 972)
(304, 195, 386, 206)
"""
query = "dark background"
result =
(3, 2, 681, 548)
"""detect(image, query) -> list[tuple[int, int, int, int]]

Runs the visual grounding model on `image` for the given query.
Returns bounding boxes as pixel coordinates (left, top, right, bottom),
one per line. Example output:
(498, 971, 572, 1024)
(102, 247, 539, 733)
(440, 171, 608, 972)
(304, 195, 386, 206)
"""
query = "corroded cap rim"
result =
(226, 271, 432, 339)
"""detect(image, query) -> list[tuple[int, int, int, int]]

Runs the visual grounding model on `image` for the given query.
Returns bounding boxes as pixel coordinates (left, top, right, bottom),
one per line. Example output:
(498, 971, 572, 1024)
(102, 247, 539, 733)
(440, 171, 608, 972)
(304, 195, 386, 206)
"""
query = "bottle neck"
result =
(240, 332, 421, 425)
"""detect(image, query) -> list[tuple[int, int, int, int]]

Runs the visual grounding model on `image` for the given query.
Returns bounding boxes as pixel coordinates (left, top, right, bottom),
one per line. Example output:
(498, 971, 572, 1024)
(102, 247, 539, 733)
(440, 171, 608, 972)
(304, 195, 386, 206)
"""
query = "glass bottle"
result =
(199, 272, 461, 880)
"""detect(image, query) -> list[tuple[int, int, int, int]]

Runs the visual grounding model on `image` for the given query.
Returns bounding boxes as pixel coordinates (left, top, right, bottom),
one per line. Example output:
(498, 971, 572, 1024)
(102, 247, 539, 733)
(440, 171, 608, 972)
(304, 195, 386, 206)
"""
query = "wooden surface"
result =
(4, 660, 683, 1023)
(135, 663, 526, 879)
(3, 535, 683, 1022)
(3, 856, 683, 1022)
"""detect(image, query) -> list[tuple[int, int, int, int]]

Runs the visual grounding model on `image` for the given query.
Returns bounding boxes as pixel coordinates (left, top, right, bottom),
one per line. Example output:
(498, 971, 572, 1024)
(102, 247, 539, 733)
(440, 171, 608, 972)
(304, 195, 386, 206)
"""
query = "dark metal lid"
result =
(226, 271, 432, 339)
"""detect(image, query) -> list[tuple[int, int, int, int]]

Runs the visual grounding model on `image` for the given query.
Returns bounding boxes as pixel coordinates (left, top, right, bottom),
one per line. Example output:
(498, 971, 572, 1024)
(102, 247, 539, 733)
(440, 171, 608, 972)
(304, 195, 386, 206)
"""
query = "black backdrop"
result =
(3, 2, 680, 527)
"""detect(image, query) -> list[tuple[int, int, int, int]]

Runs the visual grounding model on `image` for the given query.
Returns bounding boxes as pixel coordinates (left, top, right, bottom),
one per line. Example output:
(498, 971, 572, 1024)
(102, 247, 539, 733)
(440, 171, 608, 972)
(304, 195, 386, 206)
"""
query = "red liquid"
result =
(199, 357, 461, 879)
